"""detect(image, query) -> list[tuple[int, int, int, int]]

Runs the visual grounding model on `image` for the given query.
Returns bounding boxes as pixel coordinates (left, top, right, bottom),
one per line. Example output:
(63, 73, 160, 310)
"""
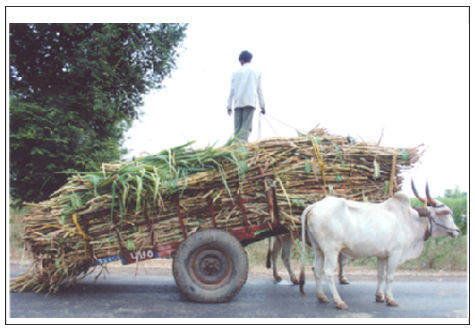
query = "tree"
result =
(444, 186, 466, 199)
(9, 23, 188, 203)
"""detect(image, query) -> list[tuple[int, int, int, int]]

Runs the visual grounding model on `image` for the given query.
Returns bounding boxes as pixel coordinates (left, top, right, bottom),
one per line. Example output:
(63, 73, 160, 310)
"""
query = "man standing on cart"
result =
(227, 50, 266, 142)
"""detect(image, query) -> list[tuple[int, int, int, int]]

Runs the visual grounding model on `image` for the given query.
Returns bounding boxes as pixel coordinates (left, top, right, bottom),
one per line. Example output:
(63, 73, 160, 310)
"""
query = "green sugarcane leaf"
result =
(304, 161, 311, 174)
(110, 181, 117, 222)
(373, 159, 380, 179)
(127, 239, 135, 251)
(400, 149, 409, 162)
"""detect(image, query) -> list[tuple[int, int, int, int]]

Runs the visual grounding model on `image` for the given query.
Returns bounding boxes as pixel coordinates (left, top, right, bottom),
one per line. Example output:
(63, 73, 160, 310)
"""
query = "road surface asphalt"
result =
(8, 262, 468, 322)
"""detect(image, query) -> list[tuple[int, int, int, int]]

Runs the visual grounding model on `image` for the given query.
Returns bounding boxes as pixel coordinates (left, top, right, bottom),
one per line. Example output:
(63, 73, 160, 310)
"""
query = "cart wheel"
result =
(172, 229, 248, 303)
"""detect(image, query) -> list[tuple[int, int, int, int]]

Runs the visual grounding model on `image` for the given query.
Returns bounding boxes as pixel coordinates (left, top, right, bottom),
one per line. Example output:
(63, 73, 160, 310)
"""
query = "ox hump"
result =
(391, 192, 411, 207)
(314, 196, 348, 215)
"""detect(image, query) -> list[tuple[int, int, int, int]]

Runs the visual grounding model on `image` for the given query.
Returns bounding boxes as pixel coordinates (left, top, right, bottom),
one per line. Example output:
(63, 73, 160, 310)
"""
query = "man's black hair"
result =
(239, 50, 253, 63)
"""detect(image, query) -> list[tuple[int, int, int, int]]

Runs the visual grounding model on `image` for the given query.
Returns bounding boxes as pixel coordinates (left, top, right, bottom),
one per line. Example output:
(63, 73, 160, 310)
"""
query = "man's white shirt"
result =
(227, 63, 265, 110)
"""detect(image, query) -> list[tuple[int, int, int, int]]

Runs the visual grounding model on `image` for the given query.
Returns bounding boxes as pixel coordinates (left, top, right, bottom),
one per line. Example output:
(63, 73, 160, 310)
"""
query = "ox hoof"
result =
(375, 294, 385, 303)
(317, 294, 330, 303)
(339, 277, 350, 285)
(386, 299, 399, 307)
(290, 276, 300, 285)
(274, 275, 282, 283)
(335, 301, 349, 310)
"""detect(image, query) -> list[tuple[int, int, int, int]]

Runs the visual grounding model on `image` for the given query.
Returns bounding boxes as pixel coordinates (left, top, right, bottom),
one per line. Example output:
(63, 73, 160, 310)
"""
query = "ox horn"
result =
(411, 179, 426, 205)
(425, 182, 437, 207)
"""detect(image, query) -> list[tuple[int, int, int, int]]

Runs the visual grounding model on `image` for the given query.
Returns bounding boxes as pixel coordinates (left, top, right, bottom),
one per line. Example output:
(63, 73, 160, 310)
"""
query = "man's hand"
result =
(227, 108, 232, 116)
(260, 107, 266, 115)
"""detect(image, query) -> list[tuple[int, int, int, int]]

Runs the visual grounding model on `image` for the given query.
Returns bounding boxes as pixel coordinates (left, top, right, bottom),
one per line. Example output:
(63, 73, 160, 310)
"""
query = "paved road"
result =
(8, 271, 468, 320)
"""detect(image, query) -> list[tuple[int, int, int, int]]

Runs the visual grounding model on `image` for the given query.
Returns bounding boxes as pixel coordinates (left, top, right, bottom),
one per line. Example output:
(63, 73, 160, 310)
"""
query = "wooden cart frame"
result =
(84, 167, 292, 303)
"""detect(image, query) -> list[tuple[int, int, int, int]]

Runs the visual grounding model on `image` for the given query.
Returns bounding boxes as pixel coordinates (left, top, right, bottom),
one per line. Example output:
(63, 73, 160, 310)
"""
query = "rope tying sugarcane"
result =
(257, 113, 306, 140)
(265, 113, 306, 135)
(388, 153, 397, 196)
(310, 137, 328, 196)
(72, 213, 91, 259)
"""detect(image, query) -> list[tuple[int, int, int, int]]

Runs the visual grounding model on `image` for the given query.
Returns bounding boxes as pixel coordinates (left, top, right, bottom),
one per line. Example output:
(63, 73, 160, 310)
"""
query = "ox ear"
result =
(411, 179, 426, 205)
(412, 206, 430, 217)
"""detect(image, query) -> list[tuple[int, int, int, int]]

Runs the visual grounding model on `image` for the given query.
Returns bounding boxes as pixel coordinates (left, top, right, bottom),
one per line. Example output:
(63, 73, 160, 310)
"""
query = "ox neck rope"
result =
(423, 215, 432, 242)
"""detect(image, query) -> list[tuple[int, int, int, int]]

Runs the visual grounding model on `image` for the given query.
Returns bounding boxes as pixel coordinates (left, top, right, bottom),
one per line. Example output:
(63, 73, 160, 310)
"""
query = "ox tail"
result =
(299, 204, 313, 295)
(266, 238, 272, 269)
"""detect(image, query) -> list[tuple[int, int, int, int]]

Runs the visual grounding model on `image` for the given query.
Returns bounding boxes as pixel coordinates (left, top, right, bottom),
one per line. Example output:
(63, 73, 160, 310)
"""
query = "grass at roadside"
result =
(9, 206, 30, 262)
(245, 235, 467, 273)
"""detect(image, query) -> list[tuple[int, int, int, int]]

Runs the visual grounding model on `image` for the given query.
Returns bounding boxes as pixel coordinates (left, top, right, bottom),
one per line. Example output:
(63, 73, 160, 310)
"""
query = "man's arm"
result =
(227, 72, 235, 115)
(256, 72, 265, 114)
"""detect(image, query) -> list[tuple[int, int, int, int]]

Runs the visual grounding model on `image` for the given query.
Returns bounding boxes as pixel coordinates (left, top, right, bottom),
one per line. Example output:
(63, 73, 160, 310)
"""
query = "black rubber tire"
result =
(172, 229, 248, 303)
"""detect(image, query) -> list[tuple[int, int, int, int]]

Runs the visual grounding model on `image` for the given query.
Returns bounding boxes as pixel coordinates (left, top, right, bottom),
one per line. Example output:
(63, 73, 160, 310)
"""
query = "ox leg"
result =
(323, 250, 348, 310)
(312, 245, 329, 303)
(281, 234, 299, 284)
(338, 253, 350, 285)
(384, 252, 401, 307)
(271, 236, 283, 282)
(375, 258, 387, 303)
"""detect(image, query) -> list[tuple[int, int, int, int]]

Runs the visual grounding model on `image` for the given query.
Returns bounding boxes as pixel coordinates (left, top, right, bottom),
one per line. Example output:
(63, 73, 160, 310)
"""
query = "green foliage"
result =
(347, 234, 467, 271)
(9, 98, 122, 203)
(444, 186, 466, 199)
(9, 23, 188, 203)
(9, 206, 31, 257)
(399, 235, 467, 271)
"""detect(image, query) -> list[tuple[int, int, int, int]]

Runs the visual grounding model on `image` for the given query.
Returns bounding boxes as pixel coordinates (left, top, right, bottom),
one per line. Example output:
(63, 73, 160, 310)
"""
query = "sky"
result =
(7, 6, 469, 197)
(122, 7, 469, 197)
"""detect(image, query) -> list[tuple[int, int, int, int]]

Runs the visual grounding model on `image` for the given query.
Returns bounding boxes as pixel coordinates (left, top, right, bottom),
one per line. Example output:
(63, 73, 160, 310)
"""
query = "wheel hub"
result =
(201, 257, 221, 275)
(190, 248, 232, 288)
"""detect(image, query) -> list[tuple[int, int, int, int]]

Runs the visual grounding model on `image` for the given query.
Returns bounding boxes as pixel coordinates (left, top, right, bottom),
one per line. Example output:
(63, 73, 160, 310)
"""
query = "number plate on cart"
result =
(94, 248, 159, 265)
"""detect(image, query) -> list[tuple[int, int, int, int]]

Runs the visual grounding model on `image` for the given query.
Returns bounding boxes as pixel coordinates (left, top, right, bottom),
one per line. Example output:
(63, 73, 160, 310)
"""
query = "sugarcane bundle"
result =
(11, 128, 422, 293)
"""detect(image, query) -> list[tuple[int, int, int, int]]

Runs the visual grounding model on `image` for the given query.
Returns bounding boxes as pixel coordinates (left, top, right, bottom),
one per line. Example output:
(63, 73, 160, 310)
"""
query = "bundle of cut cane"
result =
(11, 128, 422, 293)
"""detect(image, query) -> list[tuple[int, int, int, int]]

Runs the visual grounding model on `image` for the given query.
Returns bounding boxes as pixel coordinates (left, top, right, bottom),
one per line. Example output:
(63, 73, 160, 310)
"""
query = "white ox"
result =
(299, 182, 460, 310)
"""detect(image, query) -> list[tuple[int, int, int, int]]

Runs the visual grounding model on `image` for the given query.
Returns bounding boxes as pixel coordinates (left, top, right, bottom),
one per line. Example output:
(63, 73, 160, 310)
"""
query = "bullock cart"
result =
(11, 128, 422, 303)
